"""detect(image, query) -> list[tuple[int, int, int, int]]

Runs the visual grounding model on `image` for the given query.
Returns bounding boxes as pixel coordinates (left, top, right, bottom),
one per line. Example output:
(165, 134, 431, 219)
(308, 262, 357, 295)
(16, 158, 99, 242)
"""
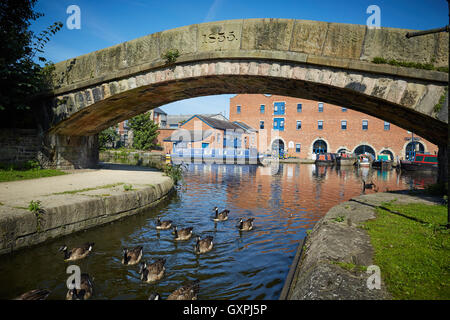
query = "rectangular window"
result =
(318, 120, 323, 130)
(296, 120, 302, 130)
(274, 102, 285, 115)
(260, 104, 265, 114)
(384, 121, 390, 131)
(318, 102, 324, 112)
(260, 121, 264, 129)
(297, 103, 302, 112)
(342, 107, 347, 112)
(362, 120, 368, 130)
(273, 118, 285, 131)
(236, 105, 241, 114)
(341, 120, 347, 130)
(296, 144, 301, 153)
(424, 156, 438, 163)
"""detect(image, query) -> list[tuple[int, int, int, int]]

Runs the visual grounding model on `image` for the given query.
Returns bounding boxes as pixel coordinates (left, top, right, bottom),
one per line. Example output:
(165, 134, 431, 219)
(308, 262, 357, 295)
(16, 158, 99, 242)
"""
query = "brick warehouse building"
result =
(229, 94, 437, 160)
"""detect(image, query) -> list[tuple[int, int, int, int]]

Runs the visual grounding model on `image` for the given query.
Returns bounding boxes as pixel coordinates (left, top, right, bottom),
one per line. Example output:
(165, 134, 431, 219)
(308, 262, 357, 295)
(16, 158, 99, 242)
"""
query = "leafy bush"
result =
(123, 184, 133, 191)
(162, 49, 180, 65)
(163, 163, 186, 185)
(99, 126, 119, 149)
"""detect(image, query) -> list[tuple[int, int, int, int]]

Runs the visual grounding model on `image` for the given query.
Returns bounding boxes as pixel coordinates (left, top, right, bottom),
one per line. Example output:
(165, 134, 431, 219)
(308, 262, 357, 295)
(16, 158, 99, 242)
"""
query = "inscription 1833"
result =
(202, 31, 239, 44)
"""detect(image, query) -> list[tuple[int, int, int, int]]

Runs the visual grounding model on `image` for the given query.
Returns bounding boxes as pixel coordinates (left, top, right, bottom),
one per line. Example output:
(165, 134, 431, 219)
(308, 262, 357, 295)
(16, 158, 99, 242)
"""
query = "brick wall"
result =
(229, 94, 437, 159)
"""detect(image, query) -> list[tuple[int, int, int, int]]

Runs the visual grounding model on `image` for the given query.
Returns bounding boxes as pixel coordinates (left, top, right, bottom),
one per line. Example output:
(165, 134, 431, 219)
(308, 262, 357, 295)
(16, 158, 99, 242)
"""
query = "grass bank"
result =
(0, 162, 67, 182)
(364, 201, 449, 299)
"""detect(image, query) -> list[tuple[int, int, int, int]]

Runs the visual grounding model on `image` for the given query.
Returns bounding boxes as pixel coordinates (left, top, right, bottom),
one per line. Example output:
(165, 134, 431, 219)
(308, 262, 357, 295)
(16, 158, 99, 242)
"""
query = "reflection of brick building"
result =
(229, 94, 437, 160)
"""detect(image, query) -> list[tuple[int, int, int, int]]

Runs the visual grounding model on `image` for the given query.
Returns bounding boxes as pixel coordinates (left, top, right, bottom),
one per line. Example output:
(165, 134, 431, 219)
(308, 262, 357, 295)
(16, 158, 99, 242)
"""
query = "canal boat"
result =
(400, 153, 438, 171)
(315, 153, 336, 166)
(372, 154, 393, 170)
(336, 152, 357, 166)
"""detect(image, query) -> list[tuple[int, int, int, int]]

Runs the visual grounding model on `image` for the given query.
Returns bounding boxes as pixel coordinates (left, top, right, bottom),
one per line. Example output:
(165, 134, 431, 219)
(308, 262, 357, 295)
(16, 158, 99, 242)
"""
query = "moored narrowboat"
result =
(372, 154, 393, 170)
(400, 153, 438, 171)
(315, 153, 336, 166)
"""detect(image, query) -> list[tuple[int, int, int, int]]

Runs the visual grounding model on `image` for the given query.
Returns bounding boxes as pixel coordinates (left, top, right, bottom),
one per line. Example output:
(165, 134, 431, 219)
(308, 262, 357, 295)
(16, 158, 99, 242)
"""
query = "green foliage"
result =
(162, 49, 180, 65)
(365, 203, 449, 299)
(371, 57, 449, 73)
(163, 163, 186, 185)
(330, 261, 368, 272)
(28, 200, 44, 232)
(332, 215, 345, 223)
(372, 57, 387, 64)
(128, 113, 160, 150)
(433, 87, 448, 113)
(99, 126, 120, 150)
(123, 184, 133, 191)
(0, 0, 63, 128)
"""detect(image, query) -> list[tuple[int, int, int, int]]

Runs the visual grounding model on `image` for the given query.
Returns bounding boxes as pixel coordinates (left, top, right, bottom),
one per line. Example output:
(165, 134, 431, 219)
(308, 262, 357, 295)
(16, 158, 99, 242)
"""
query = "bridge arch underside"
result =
(46, 59, 447, 146)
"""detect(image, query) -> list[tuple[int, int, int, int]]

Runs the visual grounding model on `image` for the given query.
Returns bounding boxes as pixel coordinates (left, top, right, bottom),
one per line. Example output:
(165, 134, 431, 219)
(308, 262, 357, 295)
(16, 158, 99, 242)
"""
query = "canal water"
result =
(0, 163, 436, 300)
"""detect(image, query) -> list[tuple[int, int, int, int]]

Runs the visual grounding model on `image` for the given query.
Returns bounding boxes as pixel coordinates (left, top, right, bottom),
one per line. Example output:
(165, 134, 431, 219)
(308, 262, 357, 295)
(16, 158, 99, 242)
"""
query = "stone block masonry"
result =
(0, 165, 174, 255)
(0, 129, 42, 165)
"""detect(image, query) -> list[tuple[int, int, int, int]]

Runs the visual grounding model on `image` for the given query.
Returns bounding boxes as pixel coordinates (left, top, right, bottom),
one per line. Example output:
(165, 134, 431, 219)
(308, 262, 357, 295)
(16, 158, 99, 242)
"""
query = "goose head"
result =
(148, 292, 161, 300)
(138, 261, 147, 274)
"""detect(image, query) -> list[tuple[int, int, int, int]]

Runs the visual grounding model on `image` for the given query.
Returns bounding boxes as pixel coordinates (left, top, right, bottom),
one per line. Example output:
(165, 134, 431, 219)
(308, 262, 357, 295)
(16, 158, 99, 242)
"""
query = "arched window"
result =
(354, 145, 376, 157)
(313, 140, 327, 154)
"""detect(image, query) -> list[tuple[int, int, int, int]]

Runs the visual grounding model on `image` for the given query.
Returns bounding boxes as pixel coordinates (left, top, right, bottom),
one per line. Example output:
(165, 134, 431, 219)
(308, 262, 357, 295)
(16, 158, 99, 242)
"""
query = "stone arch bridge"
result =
(36, 19, 448, 177)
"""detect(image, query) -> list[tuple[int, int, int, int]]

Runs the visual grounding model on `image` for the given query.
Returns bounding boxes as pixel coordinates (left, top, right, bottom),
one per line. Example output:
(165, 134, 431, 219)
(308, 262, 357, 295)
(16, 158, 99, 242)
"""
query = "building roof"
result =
(193, 115, 240, 130)
(152, 107, 167, 115)
(232, 121, 257, 133)
(163, 129, 213, 142)
(166, 113, 228, 127)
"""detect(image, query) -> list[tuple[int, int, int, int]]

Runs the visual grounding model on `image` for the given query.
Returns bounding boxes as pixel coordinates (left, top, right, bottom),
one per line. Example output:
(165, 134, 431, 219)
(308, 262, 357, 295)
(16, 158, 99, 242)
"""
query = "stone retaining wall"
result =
(0, 129, 41, 165)
(286, 192, 441, 300)
(0, 178, 174, 255)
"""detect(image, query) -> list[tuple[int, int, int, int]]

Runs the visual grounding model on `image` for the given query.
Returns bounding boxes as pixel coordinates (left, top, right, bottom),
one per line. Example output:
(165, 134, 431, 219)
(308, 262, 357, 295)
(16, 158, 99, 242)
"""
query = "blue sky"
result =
(31, 0, 449, 116)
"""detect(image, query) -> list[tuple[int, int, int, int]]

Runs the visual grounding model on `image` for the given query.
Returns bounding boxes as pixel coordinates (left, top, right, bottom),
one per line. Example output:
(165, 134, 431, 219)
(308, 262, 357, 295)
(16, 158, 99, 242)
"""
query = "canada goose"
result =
(238, 218, 254, 231)
(194, 236, 214, 254)
(66, 273, 94, 300)
(213, 207, 229, 221)
(59, 243, 94, 261)
(138, 258, 166, 283)
(14, 289, 51, 300)
(122, 246, 143, 265)
(362, 180, 377, 191)
(148, 292, 161, 300)
(172, 226, 193, 241)
(156, 218, 173, 230)
(167, 280, 200, 300)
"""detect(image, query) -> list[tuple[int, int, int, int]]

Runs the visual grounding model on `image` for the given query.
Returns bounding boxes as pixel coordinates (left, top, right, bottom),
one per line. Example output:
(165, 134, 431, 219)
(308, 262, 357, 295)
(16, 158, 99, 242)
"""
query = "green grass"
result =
(371, 57, 449, 73)
(123, 184, 133, 191)
(0, 167, 66, 182)
(332, 215, 345, 223)
(365, 202, 449, 299)
(331, 261, 368, 272)
(52, 182, 124, 195)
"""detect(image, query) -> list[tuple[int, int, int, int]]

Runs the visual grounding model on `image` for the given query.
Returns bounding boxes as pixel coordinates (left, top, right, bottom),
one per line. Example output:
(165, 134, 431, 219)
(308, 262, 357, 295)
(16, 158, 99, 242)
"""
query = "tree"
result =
(128, 113, 160, 150)
(0, 0, 62, 127)
(99, 126, 119, 149)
